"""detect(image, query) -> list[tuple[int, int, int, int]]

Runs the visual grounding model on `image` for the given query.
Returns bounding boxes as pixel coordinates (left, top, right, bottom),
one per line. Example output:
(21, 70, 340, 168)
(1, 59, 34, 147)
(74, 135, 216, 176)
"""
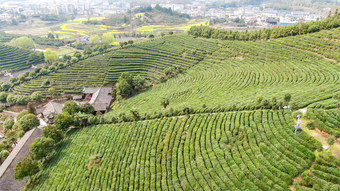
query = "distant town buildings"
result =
(0, 0, 326, 27)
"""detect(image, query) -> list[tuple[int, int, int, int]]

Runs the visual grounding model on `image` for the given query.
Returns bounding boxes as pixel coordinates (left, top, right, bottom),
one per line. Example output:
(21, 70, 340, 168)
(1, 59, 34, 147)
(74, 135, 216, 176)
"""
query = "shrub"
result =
(29, 137, 55, 160)
(18, 113, 40, 132)
(327, 137, 335, 146)
(31, 91, 43, 102)
(306, 121, 315, 130)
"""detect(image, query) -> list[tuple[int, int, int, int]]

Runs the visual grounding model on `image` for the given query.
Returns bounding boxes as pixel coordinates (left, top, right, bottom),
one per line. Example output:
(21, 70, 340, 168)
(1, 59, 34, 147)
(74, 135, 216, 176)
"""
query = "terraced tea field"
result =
(13, 35, 219, 95)
(294, 153, 340, 190)
(105, 35, 219, 83)
(106, 30, 340, 118)
(25, 110, 321, 191)
(13, 53, 113, 96)
(307, 109, 340, 137)
(0, 44, 43, 72)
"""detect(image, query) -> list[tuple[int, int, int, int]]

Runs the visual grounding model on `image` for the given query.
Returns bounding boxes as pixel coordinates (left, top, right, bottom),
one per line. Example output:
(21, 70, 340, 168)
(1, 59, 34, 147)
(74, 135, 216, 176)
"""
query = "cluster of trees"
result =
(160, 66, 183, 82)
(8, 36, 35, 49)
(119, 40, 134, 48)
(14, 100, 105, 180)
(255, 93, 296, 110)
(0, 32, 64, 47)
(115, 72, 148, 99)
(0, 111, 40, 164)
(134, 4, 190, 19)
(188, 13, 340, 41)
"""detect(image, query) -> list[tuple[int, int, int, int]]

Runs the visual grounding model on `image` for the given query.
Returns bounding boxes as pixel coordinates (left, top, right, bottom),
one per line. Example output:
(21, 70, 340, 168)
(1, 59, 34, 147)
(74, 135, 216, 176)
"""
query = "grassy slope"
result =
(105, 28, 340, 119)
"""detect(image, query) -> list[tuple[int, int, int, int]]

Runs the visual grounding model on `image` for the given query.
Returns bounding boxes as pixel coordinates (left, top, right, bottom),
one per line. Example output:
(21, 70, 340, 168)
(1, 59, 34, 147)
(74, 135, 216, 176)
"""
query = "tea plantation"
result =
(25, 110, 321, 191)
(0, 44, 43, 72)
(13, 34, 219, 95)
(106, 28, 340, 119)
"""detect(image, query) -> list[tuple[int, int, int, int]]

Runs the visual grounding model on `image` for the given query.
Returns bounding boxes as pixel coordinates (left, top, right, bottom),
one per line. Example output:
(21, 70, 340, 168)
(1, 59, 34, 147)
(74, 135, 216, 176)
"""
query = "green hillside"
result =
(25, 110, 321, 191)
(105, 28, 340, 119)
(0, 44, 43, 72)
(13, 35, 219, 96)
(15, 25, 340, 191)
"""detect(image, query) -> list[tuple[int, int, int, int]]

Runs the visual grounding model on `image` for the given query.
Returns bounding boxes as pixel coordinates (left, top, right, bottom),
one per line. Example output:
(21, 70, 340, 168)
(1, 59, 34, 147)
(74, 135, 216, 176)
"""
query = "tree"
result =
(27, 102, 36, 114)
(117, 79, 133, 98)
(149, 34, 155, 38)
(54, 112, 73, 129)
(9, 37, 35, 49)
(128, 40, 134, 45)
(18, 113, 40, 132)
(6, 94, 16, 104)
(3, 119, 14, 134)
(161, 99, 170, 109)
(169, 31, 174, 35)
(17, 110, 29, 121)
(44, 49, 58, 64)
(48, 87, 57, 96)
(102, 33, 114, 45)
(133, 75, 146, 92)
(18, 74, 26, 83)
(15, 95, 30, 105)
(31, 91, 43, 102)
(73, 51, 82, 59)
(1, 82, 11, 91)
(42, 125, 64, 142)
(284, 93, 292, 105)
(14, 157, 40, 180)
(62, 100, 80, 115)
(119, 42, 124, 48)
(90, 35, 101, 45)
(0, 92, 8, 102)
(81, 103, 95, 114)
(29, 137, 55, 160)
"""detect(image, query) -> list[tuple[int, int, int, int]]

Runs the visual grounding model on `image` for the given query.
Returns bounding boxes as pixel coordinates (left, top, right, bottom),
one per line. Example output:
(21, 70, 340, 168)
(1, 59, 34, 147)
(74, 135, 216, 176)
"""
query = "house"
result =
(36, 101, 63, 124)
(0, 128, 42, 191)
(82, 87, 113, 113)
(76, 36, 90, 45)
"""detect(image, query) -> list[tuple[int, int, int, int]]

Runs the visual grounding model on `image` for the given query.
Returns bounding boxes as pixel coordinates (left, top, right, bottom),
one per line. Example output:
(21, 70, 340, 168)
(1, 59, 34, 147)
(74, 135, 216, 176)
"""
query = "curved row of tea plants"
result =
(105, 34, 220, 83)
(106, 33, 340, 119)
(294, 153, 340, 191)
(0, 44, 43, 72)
(12, 53, 113, 96)
(275, 28, 340, 62)
(24, 110, 321, 191)
(12, 35, 219, 96)
(306, 109, 340, 137)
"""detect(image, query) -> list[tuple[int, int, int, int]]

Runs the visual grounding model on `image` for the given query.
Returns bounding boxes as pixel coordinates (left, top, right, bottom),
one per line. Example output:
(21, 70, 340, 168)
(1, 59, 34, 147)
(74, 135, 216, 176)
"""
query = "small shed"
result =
(82, 87, 113, 113)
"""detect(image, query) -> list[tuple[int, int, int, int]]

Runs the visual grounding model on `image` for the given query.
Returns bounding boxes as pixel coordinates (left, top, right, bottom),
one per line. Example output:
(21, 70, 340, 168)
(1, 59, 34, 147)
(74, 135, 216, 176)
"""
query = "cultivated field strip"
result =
(275, 28, 340, 62)
(12, 35, 219, 96)
(105, 35, 220, 83)
(0, 44, 42, 72)
(307, 109, 340, 137)
(294, 153, 340, 191)
(107, 34, 340, 118)
(25, 110, 321, 191)
(13, 53, 112, 95)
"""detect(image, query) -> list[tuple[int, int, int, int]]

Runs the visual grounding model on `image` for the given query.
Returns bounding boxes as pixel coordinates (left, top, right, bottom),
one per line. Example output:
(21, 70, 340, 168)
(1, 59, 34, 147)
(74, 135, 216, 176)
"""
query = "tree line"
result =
(188, 12, 340, 41)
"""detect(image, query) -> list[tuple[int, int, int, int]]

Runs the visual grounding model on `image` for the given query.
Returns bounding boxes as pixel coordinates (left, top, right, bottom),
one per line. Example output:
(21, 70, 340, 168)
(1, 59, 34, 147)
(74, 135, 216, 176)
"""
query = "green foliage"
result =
(44, 49, 58, 64)
(3, 119, 14, 133)
(62, 100, 80, 115)
(31, 91, 43, 102)
(188, 15, 340, 41)
(90, 35, 100, 45)
(102, 33, 114, 45)
(81, 103, 95, 115)
(42, 125, 64, 143)
(327, 137, 335, 145)
(0, 92, 8, 102)
(9, 36, 35, 49)
(25, 110, 322, 190)
(18, 113, 40, 132)
(29, 137, 55, 160)
(54, 112, 73, 129)
(14, 157, 40, 180)
(16, 110, 29, 121)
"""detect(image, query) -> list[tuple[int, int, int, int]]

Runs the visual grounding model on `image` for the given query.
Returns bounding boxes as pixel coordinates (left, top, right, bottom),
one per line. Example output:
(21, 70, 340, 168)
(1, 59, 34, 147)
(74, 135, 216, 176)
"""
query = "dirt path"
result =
(298, 108, 340, 158)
